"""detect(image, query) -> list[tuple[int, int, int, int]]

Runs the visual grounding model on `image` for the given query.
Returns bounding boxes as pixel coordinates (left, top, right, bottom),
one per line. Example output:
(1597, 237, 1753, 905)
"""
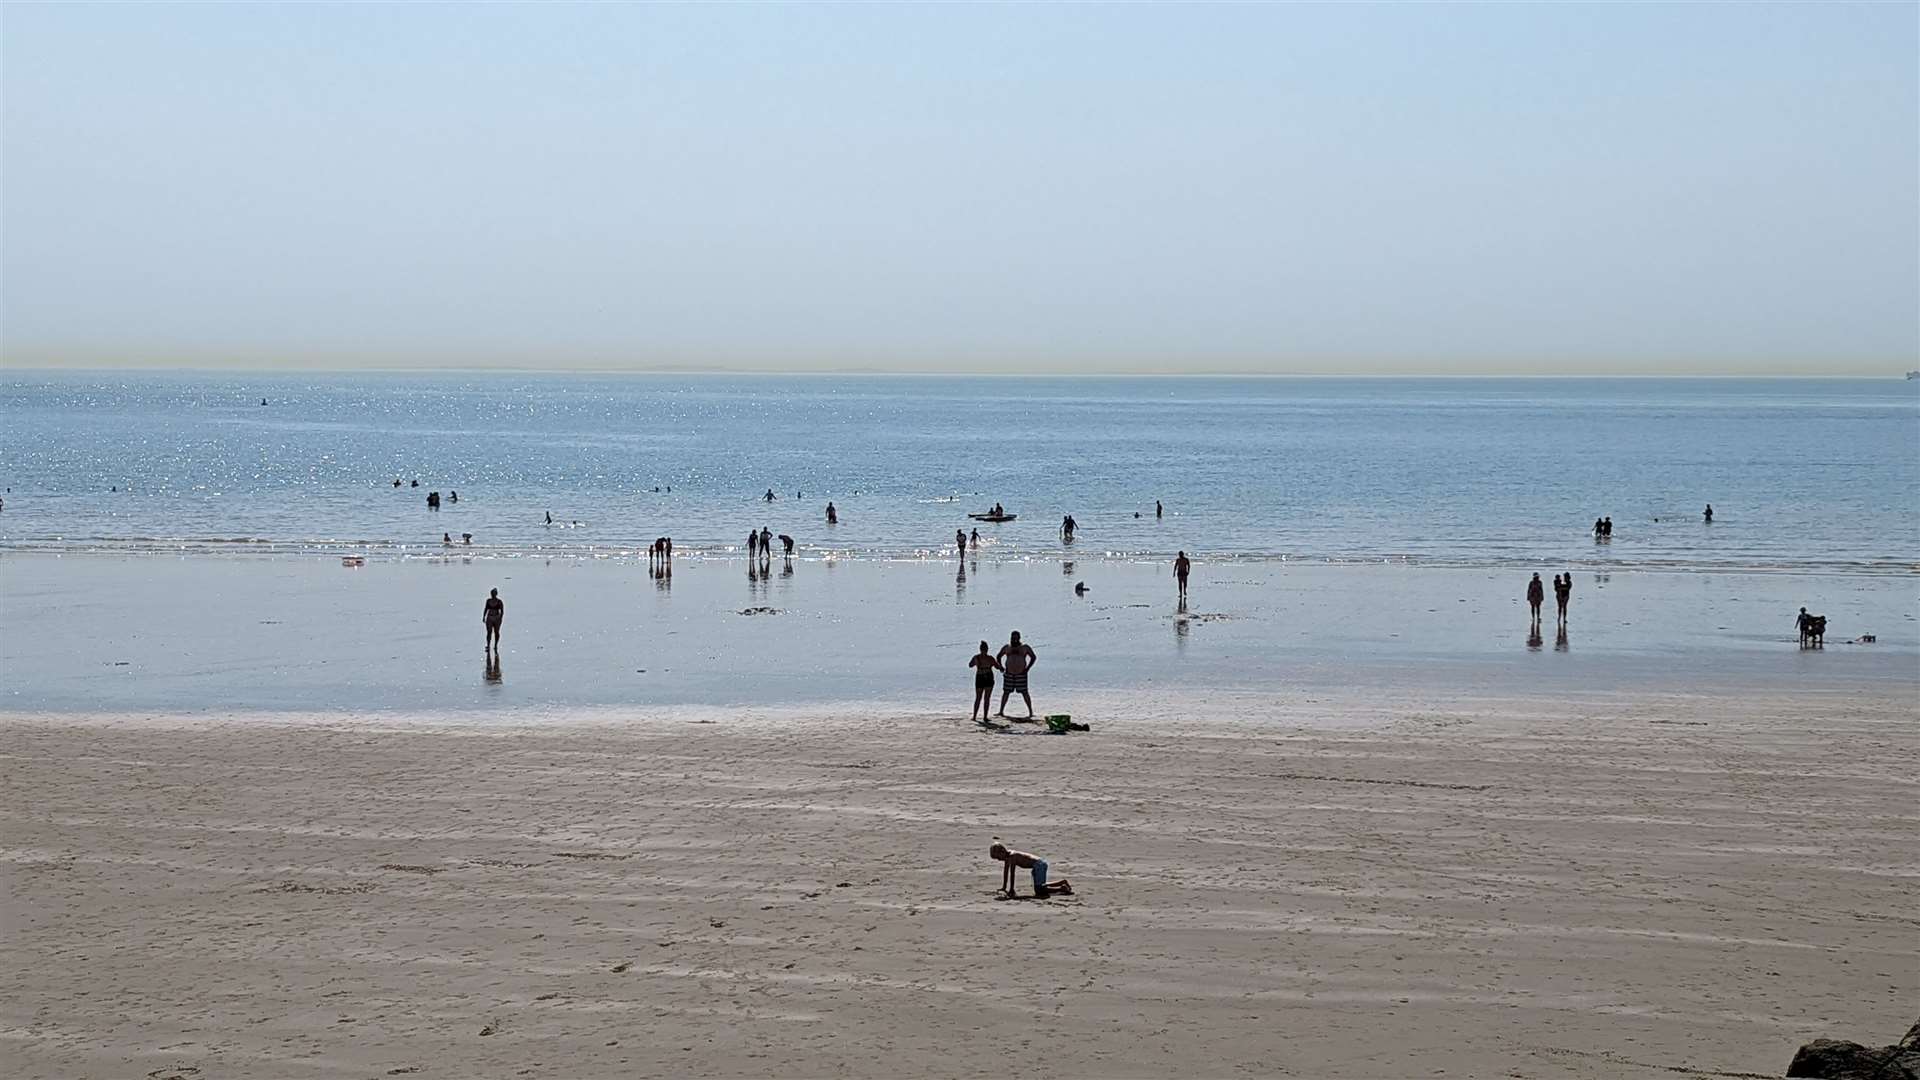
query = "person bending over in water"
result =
(996, 631, 1037, 719)
(482, 588, 504, 653)
(990, 839, 1072, 898)
(779, 534, 795, 556)
(968, 641, 1000, 722)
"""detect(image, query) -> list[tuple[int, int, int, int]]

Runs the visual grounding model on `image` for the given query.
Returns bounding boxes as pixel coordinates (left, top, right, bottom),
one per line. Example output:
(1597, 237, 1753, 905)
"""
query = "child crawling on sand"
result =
(991, 839, 1073, 898)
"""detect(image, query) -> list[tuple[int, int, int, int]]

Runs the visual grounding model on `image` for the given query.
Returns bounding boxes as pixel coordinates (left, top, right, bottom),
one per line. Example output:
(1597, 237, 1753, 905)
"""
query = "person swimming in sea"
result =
(765, 488, 776, 503)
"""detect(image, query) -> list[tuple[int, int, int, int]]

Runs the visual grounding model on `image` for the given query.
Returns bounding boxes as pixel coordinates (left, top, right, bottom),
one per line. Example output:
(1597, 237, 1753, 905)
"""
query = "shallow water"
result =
(2, 373, 1916, 573)
(5, 554, 1912, 714)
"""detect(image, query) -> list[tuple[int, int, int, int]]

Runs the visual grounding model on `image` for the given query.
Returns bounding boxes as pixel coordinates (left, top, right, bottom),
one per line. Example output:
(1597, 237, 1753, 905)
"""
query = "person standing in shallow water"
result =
(1526, 573, 1545, 625)
(1174, 551, 1191, 598)
(1554, 572, 1572, 625)
(482, 588, 504, 654)
(1704, 504, 1713, 523)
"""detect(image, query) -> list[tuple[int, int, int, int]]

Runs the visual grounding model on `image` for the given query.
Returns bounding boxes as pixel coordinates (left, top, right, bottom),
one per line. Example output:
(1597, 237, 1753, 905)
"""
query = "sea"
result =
(2, 372, 1916, 572)
(3, 372, 1916, 714)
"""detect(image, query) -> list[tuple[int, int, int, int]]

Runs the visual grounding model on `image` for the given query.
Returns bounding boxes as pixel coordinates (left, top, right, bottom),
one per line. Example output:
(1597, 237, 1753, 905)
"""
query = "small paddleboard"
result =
(968, 513, 1016, 522)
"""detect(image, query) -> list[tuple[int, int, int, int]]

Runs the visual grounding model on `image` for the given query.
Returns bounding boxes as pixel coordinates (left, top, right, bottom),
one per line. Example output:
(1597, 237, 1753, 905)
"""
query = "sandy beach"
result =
(3, 689, 1912, 1079)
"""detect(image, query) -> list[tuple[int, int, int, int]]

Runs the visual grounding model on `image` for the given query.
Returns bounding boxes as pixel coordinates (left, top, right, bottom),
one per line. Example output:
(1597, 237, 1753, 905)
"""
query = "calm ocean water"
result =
(1, 373, 1915, 573)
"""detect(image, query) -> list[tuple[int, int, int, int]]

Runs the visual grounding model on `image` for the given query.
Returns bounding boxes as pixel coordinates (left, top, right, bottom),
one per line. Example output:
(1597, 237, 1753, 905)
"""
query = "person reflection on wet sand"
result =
(1175, 595, 1191, 643)
(1555, 624, 1569, 652)
(1527, 624, 1544, 651)
(955, 560, 966, 600)
(484, 653, 502, 685)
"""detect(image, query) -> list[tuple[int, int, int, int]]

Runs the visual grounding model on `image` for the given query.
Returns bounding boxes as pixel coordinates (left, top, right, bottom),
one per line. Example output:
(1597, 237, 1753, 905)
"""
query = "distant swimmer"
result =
(1074, 581, 1088, 596)
(957, 528, 967, 557)
(1527, 572, 1545, 625)
(482, 588, 504, 654)
(448, 491, 457, 503)
(779, 534, 795, 556)
(1156, 500, 1164, 519)
(443, 532, 452, 545)
(462, 533, 472, 545)
(765, 489, 776, 503)
(394, 479, 402, 488)
(826, 502, 838, 524)
(1704, 503, 1713, 523)
(261, 398, 268, 406)
(427, 491, 440, 509)
(411, 479, 419, 488)
(1174, 551, 1191, 597)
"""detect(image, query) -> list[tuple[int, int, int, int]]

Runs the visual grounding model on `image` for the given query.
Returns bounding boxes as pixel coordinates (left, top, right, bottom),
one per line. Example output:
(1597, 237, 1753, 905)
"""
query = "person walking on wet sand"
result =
(1174, 551, 1191, 598)
(1554, 572, 1571, 625)
(995, 631, 1037, 719)
(482, 588, 504, 654)
(1527, 572, 1545, 625)
(956, 528, 967, 558)
(991, 839, 1072, 898)
(967, 641, 1000, 722)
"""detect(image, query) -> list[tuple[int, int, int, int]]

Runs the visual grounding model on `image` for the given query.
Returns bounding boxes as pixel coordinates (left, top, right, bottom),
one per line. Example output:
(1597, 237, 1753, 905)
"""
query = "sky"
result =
(2, 2, 1915, 375)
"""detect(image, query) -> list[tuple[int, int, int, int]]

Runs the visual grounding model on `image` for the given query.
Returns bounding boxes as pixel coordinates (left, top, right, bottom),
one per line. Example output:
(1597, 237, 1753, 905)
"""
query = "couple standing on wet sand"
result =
(968, 631, 1037, 722)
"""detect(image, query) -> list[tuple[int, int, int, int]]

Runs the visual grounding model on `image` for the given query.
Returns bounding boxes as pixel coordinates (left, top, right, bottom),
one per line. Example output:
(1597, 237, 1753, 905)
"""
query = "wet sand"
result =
(4, 552, 1915, 713)
(3, 690, 1913, 1078)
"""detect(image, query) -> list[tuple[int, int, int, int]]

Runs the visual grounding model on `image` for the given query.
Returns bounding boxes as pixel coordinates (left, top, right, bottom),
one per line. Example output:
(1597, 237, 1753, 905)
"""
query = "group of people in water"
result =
(1525, 571, 1574, 626)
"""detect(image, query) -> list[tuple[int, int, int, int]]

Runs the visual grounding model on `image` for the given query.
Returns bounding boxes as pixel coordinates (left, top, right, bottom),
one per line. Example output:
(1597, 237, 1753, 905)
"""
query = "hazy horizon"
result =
(4, 3, 1916, 375)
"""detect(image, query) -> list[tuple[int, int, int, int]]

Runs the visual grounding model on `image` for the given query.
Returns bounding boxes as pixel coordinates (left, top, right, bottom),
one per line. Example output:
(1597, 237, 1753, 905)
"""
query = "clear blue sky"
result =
(3, 2, 1915, 374)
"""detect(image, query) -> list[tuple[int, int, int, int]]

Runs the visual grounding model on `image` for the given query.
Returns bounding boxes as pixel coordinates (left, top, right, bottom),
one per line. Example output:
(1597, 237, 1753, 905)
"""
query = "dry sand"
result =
(2, 690, 1914, 1079)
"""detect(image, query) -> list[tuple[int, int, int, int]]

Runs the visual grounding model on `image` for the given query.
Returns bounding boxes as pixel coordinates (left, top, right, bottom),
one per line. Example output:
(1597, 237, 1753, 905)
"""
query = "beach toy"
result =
(1045, 714, 1073, 733)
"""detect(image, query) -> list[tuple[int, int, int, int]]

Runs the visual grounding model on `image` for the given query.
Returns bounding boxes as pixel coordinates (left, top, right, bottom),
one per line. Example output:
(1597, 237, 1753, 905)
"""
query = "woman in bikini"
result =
(968, 641, 1001, 722)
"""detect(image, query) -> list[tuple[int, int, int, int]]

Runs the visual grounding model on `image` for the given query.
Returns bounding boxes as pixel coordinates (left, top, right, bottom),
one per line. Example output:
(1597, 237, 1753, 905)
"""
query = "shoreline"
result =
(4, 689, 1914, 1078)
(4, 551, 1915, 715)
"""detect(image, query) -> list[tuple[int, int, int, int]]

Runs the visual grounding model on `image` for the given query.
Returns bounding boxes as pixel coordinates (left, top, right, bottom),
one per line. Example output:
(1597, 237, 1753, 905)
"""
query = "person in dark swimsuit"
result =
(1527, 573, 1545, 625)
(968, 641, 1000, 722)
(1174, 551, 1191, 597)
(826, 502, 837, 524)
(1554, 573, 1572, 624)
(956, 529, 967, 557)
(482, 588, 504, 653)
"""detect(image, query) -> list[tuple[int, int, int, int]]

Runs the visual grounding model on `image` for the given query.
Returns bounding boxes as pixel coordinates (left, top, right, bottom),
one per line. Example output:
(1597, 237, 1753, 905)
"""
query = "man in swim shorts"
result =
(1174, 551, 1191, 598)
(990, 839, 1072, 898)
(482, 588, 504, 654)
(996, 631, 1037, 719)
